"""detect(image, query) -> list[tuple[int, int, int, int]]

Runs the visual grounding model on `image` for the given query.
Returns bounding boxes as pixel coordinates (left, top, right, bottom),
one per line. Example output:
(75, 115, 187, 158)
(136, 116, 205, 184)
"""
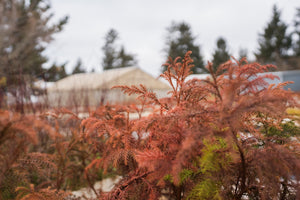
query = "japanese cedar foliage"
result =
(0, 109, 99, 199)
(82, 51, 300, 200)
(1, 51, 299, 199)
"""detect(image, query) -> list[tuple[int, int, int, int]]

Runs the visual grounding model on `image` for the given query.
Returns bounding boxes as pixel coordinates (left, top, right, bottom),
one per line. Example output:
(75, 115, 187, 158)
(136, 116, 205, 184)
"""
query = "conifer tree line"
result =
(161, 5, 300, 73)
(102, 5, 300, 73)
(0, 1, 300, 108)
(256, 5, 300, 71)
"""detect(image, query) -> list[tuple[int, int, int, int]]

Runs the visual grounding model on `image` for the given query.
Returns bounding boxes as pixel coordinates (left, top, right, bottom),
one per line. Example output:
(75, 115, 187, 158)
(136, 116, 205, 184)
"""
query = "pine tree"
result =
(163, 22, 205, 73)
(102, 29, 137, 70)
(212, 37, 230, 72)
(255, 5, 292, 66)
(71, 59, 85, 74)
(0, 0, 68, 112)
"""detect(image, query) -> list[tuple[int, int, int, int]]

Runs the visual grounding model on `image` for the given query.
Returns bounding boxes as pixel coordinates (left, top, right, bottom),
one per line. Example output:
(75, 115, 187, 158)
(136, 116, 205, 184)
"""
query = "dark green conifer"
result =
(255, 5, 292, 66)
(71, 59, 85, 74)
(212, 37, 230, 72)
(293, 8, 300, 56)
(102, 29, 137, 70)
(44, 63, 68, 82)
(163, 22, 205, 73)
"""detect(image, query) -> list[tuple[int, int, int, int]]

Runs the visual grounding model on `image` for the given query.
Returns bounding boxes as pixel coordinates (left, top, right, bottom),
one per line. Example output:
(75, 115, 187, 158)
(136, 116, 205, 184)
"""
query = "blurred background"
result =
(46, 0, 300, 75)
(1, 0, 300, 112)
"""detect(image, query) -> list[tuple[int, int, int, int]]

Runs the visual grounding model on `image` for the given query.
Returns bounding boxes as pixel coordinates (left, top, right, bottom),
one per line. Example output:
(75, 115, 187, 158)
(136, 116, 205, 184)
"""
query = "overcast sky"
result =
(45, 0, 300, 76)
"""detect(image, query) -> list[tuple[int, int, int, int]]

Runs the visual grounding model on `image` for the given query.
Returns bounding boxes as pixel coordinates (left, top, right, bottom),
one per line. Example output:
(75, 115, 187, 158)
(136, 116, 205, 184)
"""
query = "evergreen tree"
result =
(115, 46, 137, 68)
(238, 48, 248, 61)
(212, 37, 230, 72)
(71, 59, 85, 74)
(102, 29, 119, 70)
(102, 29, 137, 70)
(163, 22, 205, 73)
(0, 0, 68, 111)
(58, 65, 67, 80)
(293, 8, 300, 56)
(44, 63, 68, 82)
(255, 5, 292, 66)
(238, 48, 248, 65)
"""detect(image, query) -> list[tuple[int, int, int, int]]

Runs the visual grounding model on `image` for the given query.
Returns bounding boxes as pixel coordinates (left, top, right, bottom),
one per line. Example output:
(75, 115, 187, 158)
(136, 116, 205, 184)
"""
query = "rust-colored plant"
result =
(0, 110, 57, 199)
(0, 108, 99, 199)
(83, 51, 300, 200)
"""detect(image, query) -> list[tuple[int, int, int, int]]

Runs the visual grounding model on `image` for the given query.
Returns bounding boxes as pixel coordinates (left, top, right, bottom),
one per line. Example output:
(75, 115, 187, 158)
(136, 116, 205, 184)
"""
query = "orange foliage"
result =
(82, 51, 300, 199)
(1, 51, 299, 200)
